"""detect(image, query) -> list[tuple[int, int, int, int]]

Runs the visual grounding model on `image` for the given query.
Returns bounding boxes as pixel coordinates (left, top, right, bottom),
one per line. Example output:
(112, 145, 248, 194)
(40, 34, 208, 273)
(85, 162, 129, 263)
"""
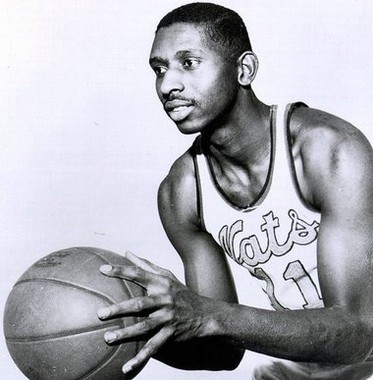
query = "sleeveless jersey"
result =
(192, 102, 373, 379)
(194, 103, 323, 311)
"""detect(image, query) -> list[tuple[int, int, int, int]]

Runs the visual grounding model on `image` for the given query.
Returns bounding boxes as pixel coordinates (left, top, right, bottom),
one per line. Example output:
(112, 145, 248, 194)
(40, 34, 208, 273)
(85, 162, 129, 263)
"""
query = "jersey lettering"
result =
(252, 261, 323, 310)
(283, 260, 323, 308)
(218, 210, 321, 309)
(253, 268, 289, 310)
(218, 209, 319, 268)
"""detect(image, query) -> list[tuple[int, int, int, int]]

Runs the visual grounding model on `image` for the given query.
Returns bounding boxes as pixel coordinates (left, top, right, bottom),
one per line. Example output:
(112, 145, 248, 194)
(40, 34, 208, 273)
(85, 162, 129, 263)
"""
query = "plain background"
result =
(0, 0, 372, 378)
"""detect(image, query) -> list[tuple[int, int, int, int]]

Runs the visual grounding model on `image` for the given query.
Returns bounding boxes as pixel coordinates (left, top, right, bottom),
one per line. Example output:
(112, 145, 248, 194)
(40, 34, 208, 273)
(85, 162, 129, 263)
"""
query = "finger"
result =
(124, 250, 170, 276)
(104, 311, 172, 344)
(100, 264, 160, 288)
(122, 327, 173, 375)
(98, 294, 172, 320)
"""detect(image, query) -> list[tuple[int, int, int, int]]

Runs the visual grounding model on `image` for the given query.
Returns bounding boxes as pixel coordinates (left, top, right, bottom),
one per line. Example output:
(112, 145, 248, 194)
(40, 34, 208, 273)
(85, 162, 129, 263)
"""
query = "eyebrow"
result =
(175, 49, 204, 58)
(149, 49, 204, 66)
(149, 56, 168, 67)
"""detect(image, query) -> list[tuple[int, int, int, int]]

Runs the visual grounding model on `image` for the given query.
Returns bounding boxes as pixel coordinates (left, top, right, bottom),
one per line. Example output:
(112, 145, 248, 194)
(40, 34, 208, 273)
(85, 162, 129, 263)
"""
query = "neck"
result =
(201, 90, 271, 169)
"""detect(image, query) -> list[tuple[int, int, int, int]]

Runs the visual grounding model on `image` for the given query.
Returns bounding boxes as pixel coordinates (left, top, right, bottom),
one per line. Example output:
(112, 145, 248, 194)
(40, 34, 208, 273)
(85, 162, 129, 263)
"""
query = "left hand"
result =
(97, 251, 211, 376)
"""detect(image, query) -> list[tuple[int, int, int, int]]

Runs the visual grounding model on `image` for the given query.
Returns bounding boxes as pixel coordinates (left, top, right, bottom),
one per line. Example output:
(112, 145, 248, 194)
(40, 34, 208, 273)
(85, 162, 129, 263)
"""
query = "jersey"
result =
(192, 102, 373, 379)
(194, 102, 323, 311)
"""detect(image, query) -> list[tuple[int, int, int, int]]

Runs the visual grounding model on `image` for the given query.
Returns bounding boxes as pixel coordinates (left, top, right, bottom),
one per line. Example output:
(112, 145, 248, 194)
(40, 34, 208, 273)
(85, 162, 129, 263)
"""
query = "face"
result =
(149, 23, 239, 134)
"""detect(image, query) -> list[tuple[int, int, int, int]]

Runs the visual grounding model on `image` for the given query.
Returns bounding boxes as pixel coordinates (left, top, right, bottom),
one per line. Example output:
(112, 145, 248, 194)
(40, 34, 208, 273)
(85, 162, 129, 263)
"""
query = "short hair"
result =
(156, 2, 253, 62)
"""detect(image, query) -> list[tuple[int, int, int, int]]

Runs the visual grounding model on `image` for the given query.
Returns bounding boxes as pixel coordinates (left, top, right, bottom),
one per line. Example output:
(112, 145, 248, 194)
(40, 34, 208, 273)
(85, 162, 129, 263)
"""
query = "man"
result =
(98, 3, 373, 379)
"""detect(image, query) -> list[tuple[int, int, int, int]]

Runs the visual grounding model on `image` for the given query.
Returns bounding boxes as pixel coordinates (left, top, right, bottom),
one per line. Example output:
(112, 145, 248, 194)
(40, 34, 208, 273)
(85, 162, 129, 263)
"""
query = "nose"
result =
(158, 69, 184, 100)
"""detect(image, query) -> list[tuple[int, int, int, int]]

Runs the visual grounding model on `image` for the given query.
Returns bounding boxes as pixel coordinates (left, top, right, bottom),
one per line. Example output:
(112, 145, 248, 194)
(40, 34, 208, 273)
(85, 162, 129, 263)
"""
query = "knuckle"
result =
(106, 304, 120, 317)
(134, 298, 145, 312)
(159, 276, 172, 290)
(162, 294, 174, 307)
(116, 329, 128, 341)
(143, 341, 158, 356)
(115, 301, 128, 314)
(164, 308, 175, 322)
(164, 325, 176, 338)
(133, 265, 145, 277)
(139, 320, 151, 332)
(110, 265, 125, 276)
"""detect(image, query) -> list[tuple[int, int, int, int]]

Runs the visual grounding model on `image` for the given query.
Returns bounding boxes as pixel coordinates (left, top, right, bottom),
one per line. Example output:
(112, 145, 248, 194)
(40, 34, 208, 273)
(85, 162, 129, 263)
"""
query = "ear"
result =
(237, 51, 258, 87)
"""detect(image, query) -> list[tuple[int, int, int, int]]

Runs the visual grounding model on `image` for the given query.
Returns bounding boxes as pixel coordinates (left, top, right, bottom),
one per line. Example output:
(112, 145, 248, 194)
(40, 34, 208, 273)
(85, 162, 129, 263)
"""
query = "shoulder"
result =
(290, 106, 373, 209)
(291, 106, 372, 165)
(158, 145, 196, 210)
(158, 143, 201, 232)
(291, 105, 369, 140)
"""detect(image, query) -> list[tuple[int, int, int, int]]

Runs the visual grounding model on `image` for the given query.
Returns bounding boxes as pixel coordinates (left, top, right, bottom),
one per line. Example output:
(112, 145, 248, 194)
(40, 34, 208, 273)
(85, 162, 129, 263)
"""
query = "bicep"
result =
(317, 209, 372, 313)
(316, 136, 373, 320)
(173, 228, 239, 303)
(158, 160, 238, 304)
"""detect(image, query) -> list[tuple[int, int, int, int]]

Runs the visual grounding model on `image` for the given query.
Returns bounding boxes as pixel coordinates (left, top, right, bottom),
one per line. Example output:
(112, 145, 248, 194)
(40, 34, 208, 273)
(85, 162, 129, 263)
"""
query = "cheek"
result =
(198, 68, 237, 104)
(200, 81, 238, 113)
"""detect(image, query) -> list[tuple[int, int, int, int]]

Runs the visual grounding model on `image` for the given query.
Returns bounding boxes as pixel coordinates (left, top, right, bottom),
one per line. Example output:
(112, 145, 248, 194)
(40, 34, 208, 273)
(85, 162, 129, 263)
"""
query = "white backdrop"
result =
(0, 1, 372, 379)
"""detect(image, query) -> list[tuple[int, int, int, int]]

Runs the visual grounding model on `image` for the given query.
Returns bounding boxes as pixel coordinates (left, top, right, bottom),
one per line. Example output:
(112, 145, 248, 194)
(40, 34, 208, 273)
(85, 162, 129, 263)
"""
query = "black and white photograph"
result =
(1, 1, 372, 379)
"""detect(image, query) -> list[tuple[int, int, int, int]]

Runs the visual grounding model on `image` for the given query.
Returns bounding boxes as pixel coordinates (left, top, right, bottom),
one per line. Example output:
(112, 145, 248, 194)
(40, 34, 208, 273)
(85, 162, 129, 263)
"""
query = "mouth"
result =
(164, 100, 194, 122)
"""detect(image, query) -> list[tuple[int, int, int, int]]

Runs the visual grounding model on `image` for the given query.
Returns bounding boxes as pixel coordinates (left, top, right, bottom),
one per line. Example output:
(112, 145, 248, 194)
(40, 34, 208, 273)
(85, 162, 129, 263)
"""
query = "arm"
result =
(99, 119, 373, 374)
(199, 112, 373, 363)
(154, 151, 245, 369)
(99, 150, 244, 373)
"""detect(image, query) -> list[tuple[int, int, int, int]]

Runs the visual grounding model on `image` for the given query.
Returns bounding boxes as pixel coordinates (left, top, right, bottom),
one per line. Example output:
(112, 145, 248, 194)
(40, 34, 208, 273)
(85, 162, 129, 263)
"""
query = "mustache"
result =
(163, 95, 197, 112)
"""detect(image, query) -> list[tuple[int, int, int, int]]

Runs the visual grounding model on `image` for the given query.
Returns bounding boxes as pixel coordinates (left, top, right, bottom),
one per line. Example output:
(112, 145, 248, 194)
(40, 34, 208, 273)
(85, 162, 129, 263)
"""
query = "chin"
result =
(177, 126, 203, 135)
(175, 119, 207, 135)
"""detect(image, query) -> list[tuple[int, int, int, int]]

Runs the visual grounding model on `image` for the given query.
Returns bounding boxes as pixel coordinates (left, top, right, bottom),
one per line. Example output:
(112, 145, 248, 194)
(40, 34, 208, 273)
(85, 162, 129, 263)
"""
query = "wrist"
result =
(199, 296, 232, 338)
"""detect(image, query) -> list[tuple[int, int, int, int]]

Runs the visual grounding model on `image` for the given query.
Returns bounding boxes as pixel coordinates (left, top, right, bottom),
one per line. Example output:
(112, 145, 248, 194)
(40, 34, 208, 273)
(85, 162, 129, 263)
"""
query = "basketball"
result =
(3, 247, 145, 380)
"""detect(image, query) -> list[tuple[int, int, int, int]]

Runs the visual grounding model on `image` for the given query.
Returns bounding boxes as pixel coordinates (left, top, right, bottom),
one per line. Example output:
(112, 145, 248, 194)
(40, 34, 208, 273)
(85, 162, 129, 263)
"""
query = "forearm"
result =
(154, 288, 245, 371)
(206, 299, 372, 364)
(98, 252, 372, 375)
(154, 337, 244, 371)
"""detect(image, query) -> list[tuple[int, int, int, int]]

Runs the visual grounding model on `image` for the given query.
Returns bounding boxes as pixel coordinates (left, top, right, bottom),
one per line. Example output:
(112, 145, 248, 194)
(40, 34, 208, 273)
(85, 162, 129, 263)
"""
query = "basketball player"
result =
(98, 3, 373, 379)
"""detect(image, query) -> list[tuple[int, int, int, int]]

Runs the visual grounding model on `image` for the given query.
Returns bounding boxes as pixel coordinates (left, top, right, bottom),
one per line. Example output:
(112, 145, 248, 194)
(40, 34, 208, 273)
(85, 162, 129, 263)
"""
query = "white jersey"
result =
(195, 103, 322, 311)
(193, 102, 373, 379)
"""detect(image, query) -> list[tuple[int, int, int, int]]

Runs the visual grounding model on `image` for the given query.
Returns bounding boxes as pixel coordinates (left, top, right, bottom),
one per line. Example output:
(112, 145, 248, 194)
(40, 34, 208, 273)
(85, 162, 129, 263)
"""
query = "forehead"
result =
(150, 23, 212, 59)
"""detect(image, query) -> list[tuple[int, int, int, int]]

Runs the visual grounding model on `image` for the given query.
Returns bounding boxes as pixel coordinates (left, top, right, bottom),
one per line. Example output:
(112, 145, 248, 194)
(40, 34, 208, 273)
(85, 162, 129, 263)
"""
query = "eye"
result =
(182, 58, 200, 70)
(152, 65, 167, 77)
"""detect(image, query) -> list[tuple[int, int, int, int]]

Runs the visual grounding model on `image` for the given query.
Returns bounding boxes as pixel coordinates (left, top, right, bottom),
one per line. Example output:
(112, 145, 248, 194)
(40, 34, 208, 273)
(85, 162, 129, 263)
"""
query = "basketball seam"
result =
(85, 247, 145, 354)
(78, 344, 123, 380)
(79, 247, 141, 299)
(6, 247, 143, 380)
(14, 278, 118, 304)
(73, 248, 139, 379)
(6, 320, 124, 343)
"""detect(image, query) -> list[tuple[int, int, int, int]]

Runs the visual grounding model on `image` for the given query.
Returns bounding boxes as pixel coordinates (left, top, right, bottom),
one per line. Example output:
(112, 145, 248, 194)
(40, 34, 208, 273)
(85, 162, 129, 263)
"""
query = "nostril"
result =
(163, 89, 181, 102)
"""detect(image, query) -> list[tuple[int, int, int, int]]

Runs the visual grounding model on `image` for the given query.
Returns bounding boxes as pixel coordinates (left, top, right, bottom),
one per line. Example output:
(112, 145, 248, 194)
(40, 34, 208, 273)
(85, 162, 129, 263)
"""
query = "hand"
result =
(97, 251, 211, 376)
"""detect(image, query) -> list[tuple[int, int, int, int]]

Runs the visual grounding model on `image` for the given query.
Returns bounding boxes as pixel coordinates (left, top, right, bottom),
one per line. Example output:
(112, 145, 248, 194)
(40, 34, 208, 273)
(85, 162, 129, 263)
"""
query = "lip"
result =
(164, 100, 194, 122)
(164, 99, 193, 112)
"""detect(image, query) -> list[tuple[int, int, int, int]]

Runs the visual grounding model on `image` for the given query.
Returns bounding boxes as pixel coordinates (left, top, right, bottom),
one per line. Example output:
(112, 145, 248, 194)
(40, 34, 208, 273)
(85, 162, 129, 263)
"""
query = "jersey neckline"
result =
(200, 105, 276, 212)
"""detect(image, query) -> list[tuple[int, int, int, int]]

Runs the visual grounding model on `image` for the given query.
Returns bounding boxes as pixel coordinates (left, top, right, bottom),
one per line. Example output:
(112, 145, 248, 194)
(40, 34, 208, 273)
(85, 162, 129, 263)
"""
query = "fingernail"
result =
(97, 308, 110, 319)
(104, 331, 117, 343)
(122, 362, 133, 374)
(100, 264, 113, 273)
